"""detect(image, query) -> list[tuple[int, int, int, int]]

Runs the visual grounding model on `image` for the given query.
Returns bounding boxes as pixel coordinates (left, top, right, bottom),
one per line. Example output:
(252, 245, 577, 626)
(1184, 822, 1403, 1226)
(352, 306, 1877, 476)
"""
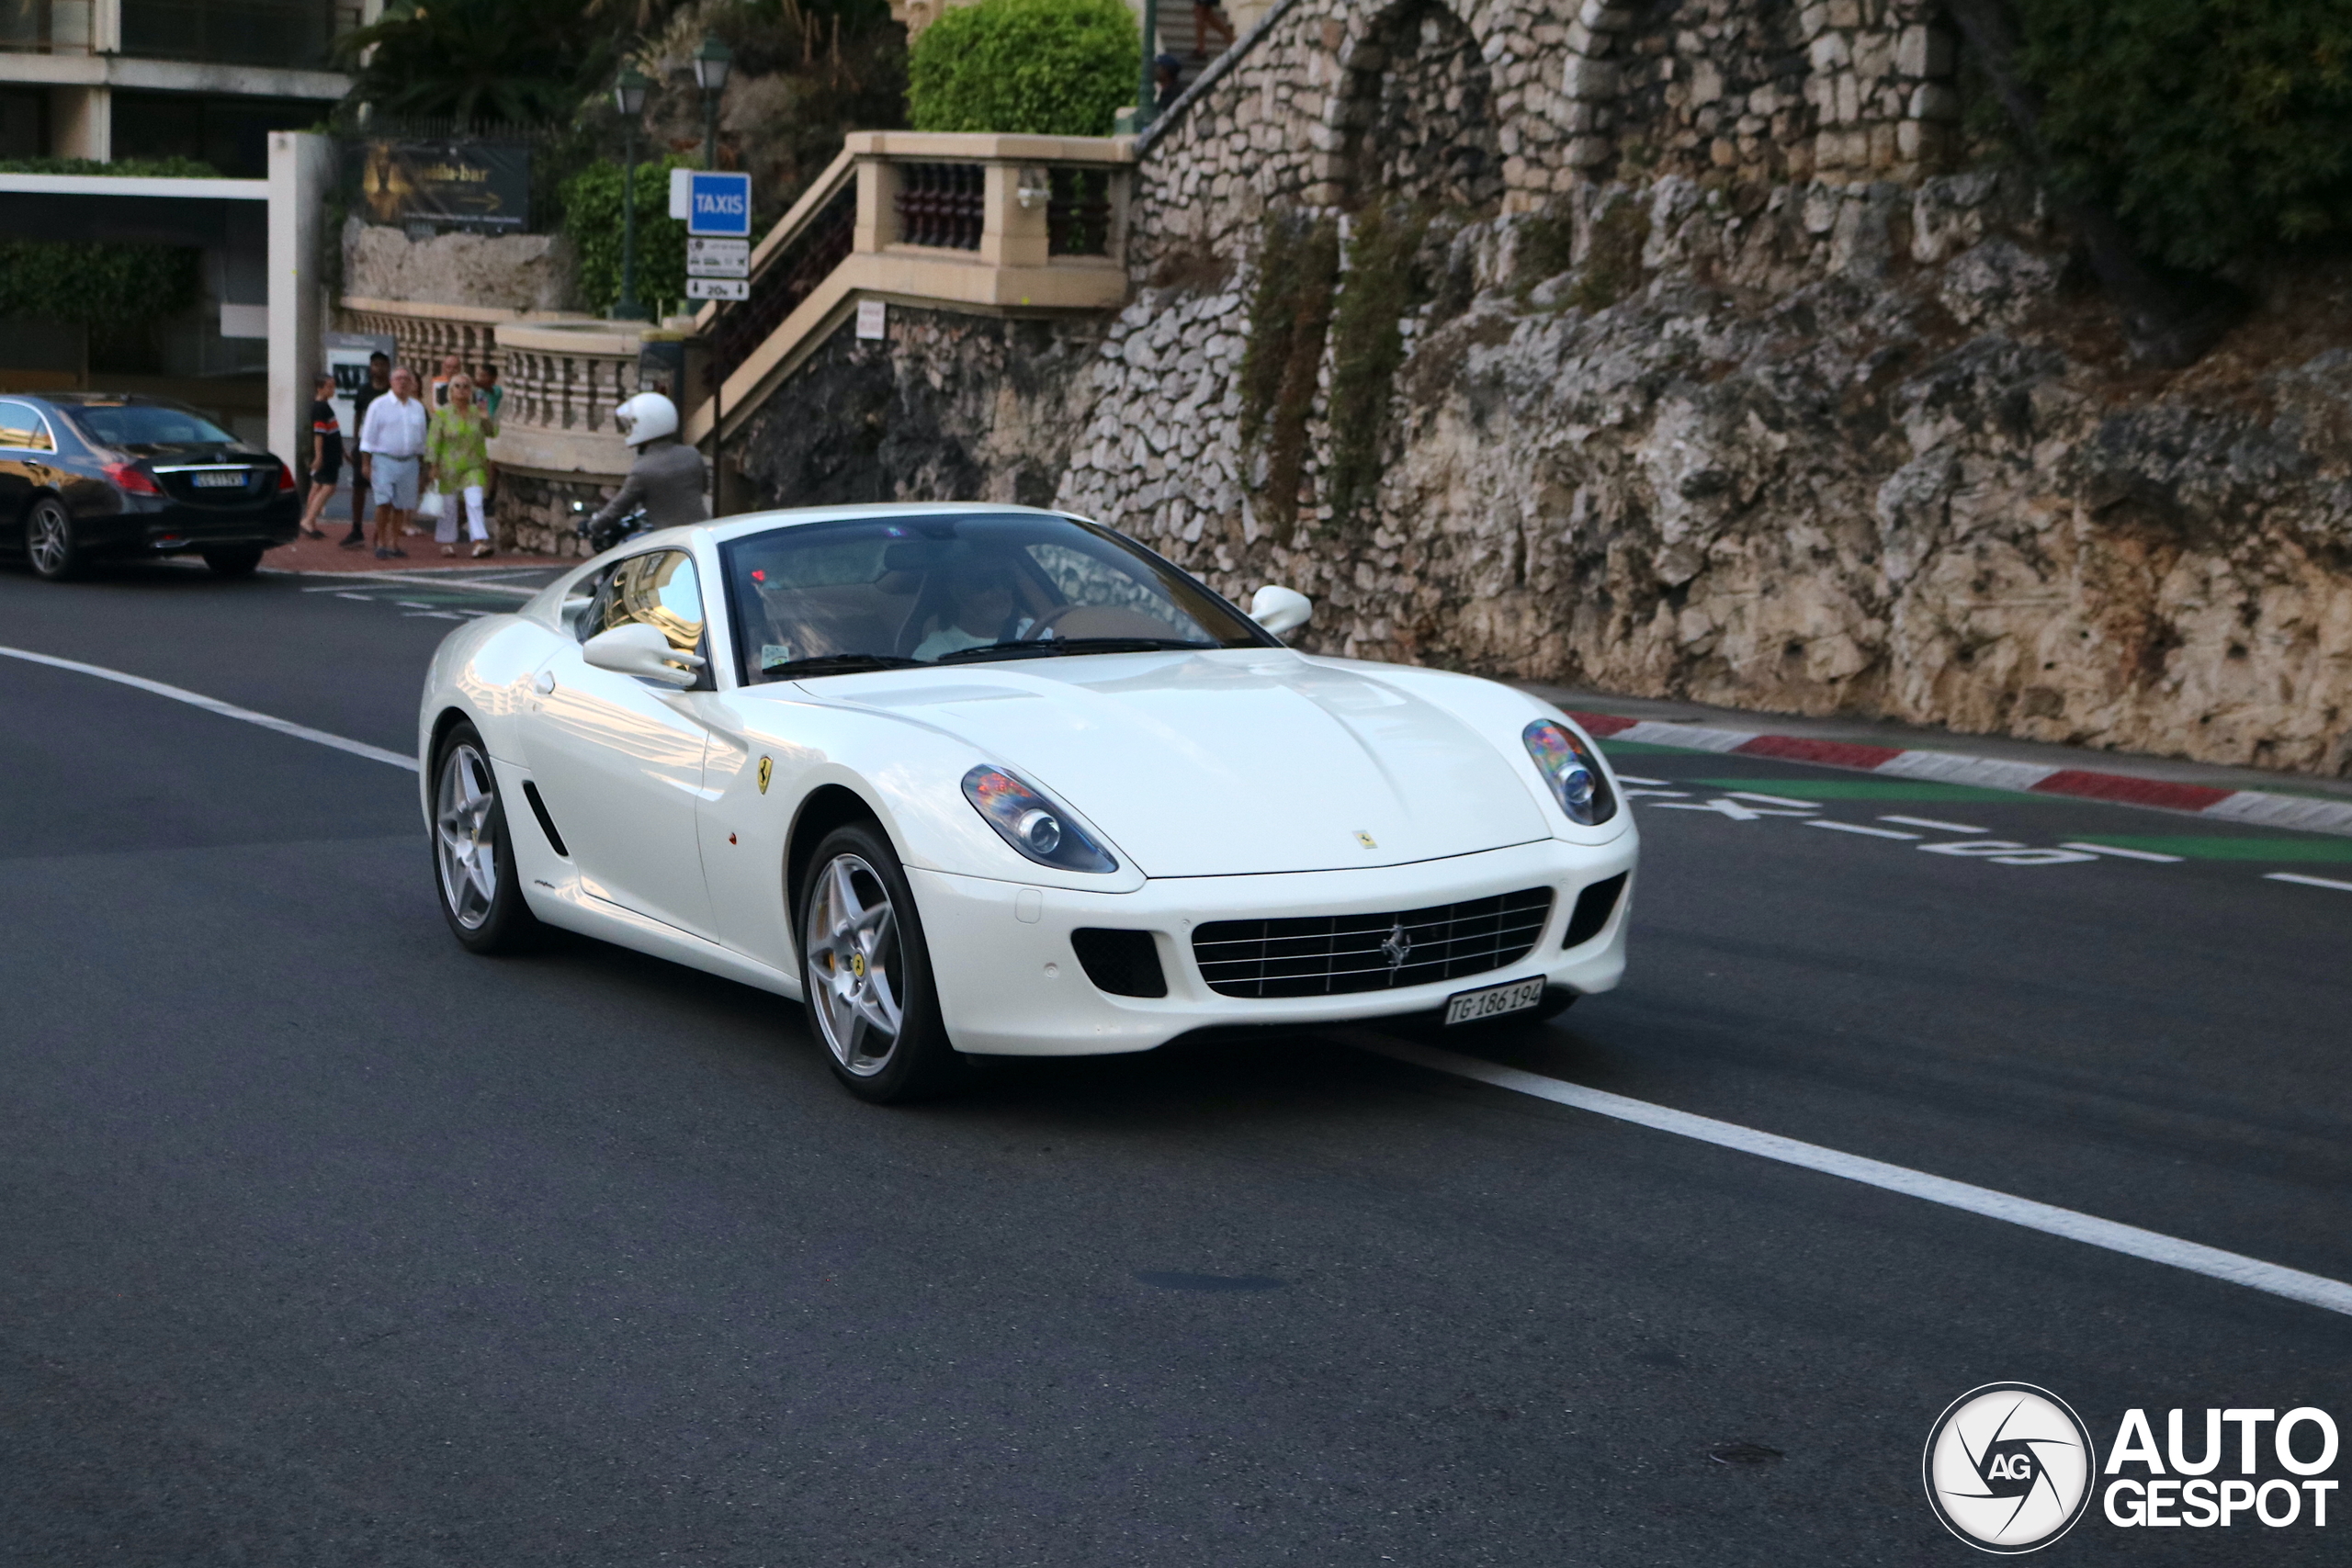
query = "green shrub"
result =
(907, 0, 1138, 137)
(0, 156, 221, 178)
(0, 240, 201, 330)
(1326, 200, 1429, 526)
(563, 154, 692, 317)
(2018, 0, 2352, 271)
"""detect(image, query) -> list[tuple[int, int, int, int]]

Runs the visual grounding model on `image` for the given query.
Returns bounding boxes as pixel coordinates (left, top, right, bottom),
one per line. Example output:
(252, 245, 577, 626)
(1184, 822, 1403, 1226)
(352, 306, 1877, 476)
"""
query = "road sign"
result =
(686, 171, 752, 237)
(687, 276, 750, 301)
(686, 237, 750, 278)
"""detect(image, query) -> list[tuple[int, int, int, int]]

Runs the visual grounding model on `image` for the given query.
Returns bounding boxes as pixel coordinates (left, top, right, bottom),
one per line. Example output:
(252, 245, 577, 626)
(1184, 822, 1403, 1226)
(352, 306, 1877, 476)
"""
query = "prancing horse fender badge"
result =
(757, 756, 773, 794)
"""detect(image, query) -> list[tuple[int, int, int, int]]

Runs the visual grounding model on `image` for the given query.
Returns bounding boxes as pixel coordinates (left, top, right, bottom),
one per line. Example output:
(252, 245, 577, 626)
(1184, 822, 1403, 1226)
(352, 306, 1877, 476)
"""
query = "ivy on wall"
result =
(1325, 200, 1431, 528)
(1238, 209, 1339, 541)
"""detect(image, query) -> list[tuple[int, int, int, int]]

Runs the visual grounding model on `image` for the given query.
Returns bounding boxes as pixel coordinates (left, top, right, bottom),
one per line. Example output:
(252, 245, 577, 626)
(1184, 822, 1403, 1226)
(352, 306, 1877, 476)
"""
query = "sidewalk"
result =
(1527, 681, 2352, 835)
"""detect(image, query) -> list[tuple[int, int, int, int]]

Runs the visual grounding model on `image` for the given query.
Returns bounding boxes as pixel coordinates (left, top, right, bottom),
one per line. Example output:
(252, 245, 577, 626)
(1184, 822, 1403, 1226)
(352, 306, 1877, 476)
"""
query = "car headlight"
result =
(1521, 719, 1617, 827)
(962, 765, 1120, 873)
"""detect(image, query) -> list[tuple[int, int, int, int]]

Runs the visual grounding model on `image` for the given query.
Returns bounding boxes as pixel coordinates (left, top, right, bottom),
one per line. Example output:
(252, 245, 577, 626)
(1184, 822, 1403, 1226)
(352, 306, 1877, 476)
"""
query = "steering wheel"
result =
(1017, 603, 1088, 641)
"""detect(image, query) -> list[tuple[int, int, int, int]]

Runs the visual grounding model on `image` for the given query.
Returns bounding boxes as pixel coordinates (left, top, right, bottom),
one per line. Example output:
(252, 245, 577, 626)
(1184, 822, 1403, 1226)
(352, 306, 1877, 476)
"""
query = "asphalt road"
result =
(4, 560, 2348, 1567)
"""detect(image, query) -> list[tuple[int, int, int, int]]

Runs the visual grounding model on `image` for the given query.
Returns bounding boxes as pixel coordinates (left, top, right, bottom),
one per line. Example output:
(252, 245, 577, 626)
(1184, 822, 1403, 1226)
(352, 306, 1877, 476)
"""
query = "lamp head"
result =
(614, 65, 650, 117)
(693, 37, 733, 94)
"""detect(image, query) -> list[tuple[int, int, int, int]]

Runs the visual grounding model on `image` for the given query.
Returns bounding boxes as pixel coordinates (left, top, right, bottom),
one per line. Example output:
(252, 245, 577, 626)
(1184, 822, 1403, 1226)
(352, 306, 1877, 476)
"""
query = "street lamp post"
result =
(1135, 0, 1159, 131)
(694, 37, 732, 170)
(692, 36, 734, 516)
(612, 65, 651, 321)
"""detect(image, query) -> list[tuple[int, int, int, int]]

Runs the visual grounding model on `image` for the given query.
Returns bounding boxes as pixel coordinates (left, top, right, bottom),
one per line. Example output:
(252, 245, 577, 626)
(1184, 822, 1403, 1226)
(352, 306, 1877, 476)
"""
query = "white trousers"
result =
(434, 485, 489, 544)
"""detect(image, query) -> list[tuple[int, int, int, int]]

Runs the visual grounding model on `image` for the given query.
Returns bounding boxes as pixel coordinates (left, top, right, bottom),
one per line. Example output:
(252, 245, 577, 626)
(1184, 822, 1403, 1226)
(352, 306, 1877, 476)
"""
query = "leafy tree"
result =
(907, 0, 1138, 137)
(2015, 0, 2352, 273)
(564, 154, 693, 314)
(339, 0, 612, 126)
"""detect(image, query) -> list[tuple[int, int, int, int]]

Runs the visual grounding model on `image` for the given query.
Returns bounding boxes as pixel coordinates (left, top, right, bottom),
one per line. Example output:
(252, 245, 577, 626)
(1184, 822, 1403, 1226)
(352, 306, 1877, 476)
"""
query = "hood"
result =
(800, 649, 1554, 876)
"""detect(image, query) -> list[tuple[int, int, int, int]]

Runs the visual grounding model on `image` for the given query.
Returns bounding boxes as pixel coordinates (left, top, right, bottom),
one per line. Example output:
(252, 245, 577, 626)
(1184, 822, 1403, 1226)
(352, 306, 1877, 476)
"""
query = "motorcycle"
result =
(571, 498, 650, 556)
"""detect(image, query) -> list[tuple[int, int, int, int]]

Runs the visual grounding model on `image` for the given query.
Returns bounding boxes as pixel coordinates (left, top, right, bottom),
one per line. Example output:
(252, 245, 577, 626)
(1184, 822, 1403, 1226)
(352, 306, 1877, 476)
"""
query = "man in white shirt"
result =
(359, 367, 429, 559)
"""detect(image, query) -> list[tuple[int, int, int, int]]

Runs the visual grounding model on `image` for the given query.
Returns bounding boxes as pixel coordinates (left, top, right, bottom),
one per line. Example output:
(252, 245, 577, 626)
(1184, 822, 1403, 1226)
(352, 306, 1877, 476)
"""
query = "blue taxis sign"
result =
(687, 171, 752, 237)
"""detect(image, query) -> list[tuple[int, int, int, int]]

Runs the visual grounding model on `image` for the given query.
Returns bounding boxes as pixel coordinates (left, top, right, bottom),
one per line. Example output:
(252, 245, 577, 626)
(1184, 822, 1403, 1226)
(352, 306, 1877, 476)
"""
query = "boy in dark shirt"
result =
(300, 372, 344, 537)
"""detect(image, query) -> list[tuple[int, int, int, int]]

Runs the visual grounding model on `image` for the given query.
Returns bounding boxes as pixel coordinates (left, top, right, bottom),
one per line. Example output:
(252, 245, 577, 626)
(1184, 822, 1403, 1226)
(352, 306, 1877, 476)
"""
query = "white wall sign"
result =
(687, 276, 750, 301)
(855, 299, 888, 340)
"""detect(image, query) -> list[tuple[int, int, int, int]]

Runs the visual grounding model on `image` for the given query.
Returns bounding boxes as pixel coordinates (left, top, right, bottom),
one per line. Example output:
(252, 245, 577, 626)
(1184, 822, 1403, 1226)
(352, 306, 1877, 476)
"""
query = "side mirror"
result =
(1250, 584, 1312, 637)
(582, 622, 703, 687)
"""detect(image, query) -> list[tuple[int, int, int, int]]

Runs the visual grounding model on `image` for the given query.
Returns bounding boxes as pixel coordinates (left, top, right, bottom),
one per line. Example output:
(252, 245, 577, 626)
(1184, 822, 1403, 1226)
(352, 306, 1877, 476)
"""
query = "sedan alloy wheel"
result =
(26, 498, 77, 581)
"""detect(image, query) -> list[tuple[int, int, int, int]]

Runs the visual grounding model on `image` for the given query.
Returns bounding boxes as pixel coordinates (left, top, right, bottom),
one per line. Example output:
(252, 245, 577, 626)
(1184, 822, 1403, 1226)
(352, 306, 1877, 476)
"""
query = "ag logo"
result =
(757, 755, 773, 794)
(1924, 1383, 2096, 1553)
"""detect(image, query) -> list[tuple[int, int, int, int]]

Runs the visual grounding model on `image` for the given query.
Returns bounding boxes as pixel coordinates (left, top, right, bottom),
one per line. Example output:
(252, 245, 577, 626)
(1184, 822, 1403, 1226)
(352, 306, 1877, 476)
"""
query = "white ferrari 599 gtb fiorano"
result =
(419, 504, 1636, 1100)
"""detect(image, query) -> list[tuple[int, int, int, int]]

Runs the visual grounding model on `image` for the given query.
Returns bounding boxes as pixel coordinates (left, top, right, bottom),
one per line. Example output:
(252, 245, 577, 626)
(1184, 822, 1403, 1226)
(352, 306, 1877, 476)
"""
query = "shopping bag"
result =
(418, 488, 446, 520)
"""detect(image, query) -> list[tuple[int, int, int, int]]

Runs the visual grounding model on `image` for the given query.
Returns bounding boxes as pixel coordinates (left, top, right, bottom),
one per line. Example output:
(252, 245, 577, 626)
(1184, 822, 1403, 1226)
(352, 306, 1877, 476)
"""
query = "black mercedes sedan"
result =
(0, 392, 300, 581)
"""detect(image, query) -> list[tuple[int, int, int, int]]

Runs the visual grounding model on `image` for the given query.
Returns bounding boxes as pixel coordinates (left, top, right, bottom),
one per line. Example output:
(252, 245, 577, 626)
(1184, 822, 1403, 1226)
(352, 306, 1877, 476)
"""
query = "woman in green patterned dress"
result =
(424, 372, 499, 558)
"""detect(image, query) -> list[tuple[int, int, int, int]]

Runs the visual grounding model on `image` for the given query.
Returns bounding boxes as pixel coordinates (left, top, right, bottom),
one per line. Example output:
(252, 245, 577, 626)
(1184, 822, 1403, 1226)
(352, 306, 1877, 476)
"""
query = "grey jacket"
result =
(593, 438, 709, 530)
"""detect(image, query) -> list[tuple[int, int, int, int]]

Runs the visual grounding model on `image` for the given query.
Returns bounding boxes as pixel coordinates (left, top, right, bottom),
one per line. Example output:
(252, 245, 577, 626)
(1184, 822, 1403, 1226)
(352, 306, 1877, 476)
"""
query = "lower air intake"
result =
(1069, 928, 1168, 998)
(1564, 873, 1626, 949)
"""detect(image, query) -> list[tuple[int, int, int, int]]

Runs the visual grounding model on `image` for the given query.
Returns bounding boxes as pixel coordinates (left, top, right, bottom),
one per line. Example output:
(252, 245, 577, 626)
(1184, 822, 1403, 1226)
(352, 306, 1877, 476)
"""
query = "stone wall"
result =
(733, 0, 2352, 778)
(341, 218, 577, 316)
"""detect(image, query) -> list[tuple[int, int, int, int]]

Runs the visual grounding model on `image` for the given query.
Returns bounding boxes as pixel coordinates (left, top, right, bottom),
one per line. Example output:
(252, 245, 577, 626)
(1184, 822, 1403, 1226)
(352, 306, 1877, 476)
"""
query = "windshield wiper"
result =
(764, 653, 922, 680)
(934, 637, 1212, 664)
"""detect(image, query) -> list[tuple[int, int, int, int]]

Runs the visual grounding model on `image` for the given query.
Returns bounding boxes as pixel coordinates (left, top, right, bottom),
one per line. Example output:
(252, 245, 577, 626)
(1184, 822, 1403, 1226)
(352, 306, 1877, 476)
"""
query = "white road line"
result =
(1349, 1034, 2352, 1320)
(2064, 841, 2186, 863)
(335, 592, 372, 602)
(1882, 814, 1988, 834)
(293, 570, 542, 598)
(1806, 819, 1919, 840)
(0, 646, 417, 773)
(1613, 774, 1671, 785)
(2267, 872, 2352, 893)
(1727, 790, 1821, 808)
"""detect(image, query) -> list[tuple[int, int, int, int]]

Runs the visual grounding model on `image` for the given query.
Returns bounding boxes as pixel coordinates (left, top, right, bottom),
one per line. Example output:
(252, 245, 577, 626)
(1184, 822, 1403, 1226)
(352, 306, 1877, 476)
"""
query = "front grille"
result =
(1193, 887, 1555, 999)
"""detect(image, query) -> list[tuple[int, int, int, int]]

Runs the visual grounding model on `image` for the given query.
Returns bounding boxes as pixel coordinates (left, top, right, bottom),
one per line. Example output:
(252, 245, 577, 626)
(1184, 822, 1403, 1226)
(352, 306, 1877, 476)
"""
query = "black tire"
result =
(25, 496, 79, 581)
(429, 721, 543, 954)
(797, 821, 967, 1103)
(202, 546, 265, 577)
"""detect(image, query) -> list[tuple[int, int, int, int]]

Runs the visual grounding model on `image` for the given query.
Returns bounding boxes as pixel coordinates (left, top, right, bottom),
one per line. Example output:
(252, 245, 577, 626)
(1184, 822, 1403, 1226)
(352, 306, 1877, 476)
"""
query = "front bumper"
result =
(911, 834, 1637, 1056)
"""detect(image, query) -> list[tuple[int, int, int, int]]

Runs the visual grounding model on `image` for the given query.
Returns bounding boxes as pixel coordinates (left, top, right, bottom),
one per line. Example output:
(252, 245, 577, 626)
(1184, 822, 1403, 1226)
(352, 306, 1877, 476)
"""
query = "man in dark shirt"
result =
(342, 352, 390, 549)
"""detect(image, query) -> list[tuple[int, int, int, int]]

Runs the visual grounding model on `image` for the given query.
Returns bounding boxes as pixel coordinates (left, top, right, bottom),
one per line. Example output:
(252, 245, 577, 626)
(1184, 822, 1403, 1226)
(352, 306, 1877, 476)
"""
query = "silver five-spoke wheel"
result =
(805, 852, 905, 1077)
(435, 741, 502, 931)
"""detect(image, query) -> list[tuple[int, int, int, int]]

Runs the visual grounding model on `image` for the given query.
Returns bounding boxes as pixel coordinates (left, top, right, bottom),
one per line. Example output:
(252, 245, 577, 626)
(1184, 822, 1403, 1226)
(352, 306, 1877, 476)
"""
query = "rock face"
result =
(733, 0, 2352, 778)
(341, 218, 575, 313)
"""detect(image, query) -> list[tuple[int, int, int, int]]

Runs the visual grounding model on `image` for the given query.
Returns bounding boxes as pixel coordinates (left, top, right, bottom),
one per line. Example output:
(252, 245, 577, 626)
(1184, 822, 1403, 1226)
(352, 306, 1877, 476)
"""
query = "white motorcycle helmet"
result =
(614, 390, 679, 447)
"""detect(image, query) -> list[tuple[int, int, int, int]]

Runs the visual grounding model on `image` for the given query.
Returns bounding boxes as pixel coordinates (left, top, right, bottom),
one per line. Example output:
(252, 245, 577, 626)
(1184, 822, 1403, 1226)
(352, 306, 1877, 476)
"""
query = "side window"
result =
(597, 550, 707, 656)
(0, 404, 48, 451)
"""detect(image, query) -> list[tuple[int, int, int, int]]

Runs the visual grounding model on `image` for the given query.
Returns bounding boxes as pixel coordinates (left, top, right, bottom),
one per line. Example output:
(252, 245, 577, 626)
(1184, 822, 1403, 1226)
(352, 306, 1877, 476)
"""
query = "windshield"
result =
(721, 513, 1273, 682)
(64, 401, 237, 450)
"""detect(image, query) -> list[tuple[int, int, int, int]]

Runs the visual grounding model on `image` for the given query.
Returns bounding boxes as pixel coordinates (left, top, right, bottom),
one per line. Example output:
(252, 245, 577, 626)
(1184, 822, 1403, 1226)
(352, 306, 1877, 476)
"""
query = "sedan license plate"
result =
(193, 471, 245, 488)
(1443, 976, 1546, 1026)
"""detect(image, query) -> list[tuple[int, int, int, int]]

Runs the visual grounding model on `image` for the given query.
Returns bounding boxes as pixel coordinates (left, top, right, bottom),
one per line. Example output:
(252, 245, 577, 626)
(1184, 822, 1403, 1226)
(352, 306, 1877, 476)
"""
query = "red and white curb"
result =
(1568, 712, 2352, 840)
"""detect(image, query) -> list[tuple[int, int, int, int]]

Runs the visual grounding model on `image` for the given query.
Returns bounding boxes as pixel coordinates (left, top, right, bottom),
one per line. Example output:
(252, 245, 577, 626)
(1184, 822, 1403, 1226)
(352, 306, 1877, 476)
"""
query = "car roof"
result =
(25, 392, 172, 407)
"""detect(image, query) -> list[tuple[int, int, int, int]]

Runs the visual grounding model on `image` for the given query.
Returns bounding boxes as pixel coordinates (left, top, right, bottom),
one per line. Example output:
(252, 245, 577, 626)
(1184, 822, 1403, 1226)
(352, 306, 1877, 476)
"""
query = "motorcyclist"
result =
(582, 391, 709, 548)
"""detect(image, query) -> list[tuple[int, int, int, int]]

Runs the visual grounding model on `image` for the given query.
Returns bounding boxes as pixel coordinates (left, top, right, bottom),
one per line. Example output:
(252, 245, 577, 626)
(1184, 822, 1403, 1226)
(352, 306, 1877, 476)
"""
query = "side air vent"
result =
(1070, 928, 1168, 998)
(520, 780, 571, 858)
(1564, 873, 1627, 949)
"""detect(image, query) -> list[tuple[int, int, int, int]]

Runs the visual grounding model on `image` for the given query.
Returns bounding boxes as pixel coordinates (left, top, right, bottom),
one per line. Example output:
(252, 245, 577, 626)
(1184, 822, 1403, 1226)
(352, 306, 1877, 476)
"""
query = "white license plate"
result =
(1443, 976, 1547, 1026)
(193, 471, 244, 488)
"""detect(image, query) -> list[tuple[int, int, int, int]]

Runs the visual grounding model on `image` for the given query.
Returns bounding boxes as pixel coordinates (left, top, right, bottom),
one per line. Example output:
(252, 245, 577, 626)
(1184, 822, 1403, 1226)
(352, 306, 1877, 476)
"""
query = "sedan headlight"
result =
(1521, 719, 1617, 826)
(962, 765, 1119, 873)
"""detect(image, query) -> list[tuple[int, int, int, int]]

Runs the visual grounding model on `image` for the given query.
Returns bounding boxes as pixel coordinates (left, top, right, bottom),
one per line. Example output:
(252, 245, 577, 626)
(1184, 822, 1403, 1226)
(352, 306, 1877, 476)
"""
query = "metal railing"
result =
(117, 0, 360, 71)
(710, 180, 856, 385)
(892, 162, 984, 251)
(1046, 168, 1113, 257)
